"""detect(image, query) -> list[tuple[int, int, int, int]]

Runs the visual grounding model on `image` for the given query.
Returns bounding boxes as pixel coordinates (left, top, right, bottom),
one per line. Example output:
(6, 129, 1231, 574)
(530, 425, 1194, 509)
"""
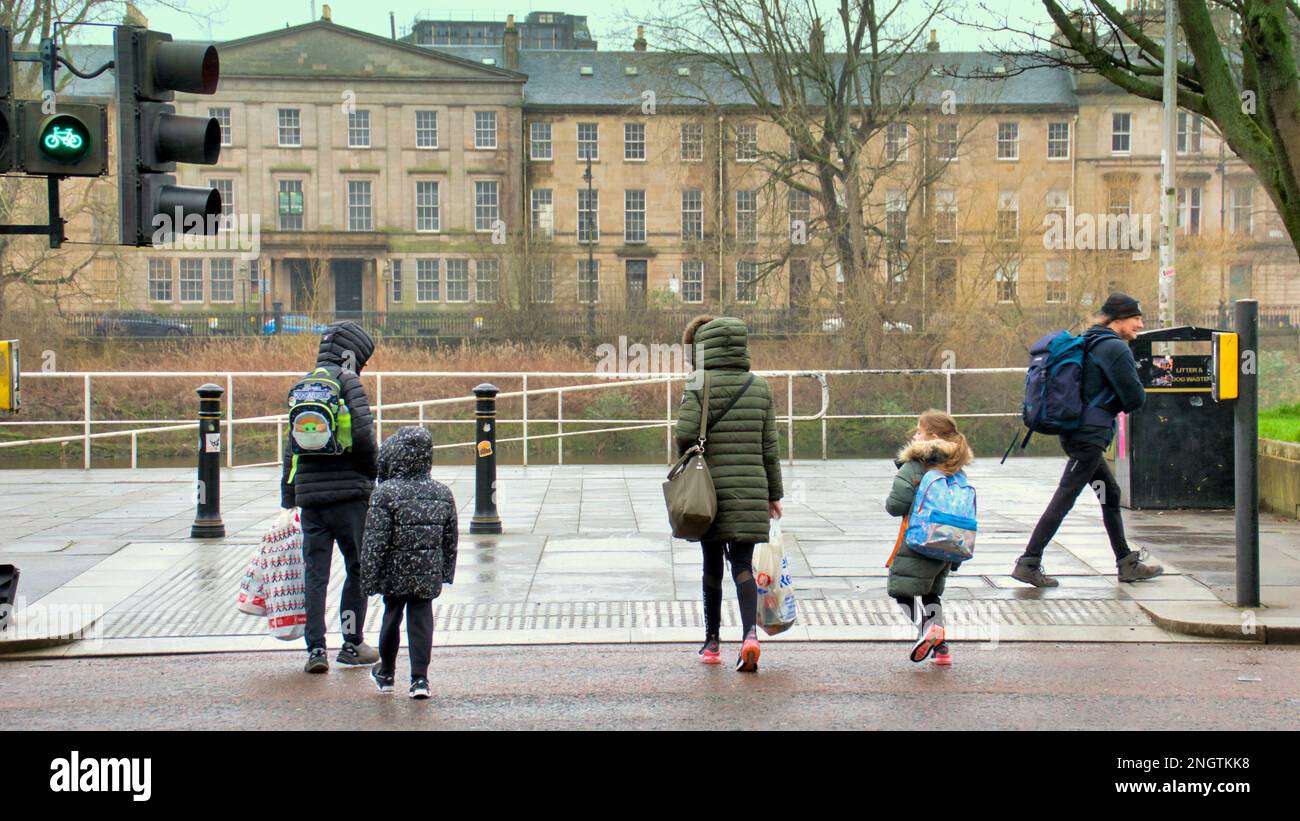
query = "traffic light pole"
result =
(0, 176, 65, 248)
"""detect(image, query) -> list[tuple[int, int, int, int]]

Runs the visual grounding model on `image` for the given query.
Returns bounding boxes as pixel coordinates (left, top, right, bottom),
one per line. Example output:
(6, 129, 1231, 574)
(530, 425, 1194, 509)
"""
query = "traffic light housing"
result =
(0, 30, 12, 173)
(114, 26, 221, 247)
(15, 101, 108, 176)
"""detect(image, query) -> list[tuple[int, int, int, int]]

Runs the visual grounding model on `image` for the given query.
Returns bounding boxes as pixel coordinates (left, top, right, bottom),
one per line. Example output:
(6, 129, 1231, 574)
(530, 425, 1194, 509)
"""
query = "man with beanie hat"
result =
(281, 320, 382, 672)
(1012, 293, 1165, 587)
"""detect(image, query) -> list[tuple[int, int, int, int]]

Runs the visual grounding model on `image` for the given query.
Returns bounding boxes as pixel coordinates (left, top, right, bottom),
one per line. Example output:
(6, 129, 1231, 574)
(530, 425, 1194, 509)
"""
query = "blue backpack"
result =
(1002, 330, 1113, 462)
(904, 469, 978, 563)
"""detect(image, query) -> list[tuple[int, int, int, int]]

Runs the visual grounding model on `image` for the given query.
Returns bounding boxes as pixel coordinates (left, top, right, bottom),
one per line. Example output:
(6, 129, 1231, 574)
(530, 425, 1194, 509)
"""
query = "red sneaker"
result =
(931, 642, 952, 666)
(698, 636, 721, 665)
(910, 623, 945, 663)
(736, 628, 761, 672)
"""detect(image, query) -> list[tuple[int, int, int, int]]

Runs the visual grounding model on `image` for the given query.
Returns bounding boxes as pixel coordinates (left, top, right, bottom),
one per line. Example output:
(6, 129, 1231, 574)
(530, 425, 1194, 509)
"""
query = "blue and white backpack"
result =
(904, 469, 978, 563)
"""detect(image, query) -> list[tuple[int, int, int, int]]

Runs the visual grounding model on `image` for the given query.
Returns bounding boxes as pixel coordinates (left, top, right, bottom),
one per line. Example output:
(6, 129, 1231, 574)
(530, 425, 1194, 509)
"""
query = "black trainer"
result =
(409, 677, 431, 700)
(304, 647, 328, 674)
(370, 665, 394, 693)
(337, 641, 379, 666)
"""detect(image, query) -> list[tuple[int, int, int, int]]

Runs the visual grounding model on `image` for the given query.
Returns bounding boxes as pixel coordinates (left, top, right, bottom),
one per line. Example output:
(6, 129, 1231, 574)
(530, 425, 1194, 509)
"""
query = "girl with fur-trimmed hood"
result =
(884, 409, 974, 666)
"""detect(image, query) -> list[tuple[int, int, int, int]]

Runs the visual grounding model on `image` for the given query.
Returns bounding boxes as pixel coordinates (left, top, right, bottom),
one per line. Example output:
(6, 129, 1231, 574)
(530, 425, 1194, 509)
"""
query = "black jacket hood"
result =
(378, 425, 433, 482)
(317, 320, 375, 372)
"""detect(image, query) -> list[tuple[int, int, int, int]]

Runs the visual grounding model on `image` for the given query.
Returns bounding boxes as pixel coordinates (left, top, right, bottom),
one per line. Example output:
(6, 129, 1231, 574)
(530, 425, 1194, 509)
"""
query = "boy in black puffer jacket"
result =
(360, 425, 458, 700)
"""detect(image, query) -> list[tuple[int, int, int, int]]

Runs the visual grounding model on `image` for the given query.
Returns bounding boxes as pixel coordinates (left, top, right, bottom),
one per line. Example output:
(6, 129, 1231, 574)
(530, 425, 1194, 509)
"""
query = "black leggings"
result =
(702, 540, 757, 639)
(894, 594, 943, 628)
(378, 595, 433, 680)
(1024, 441, 1132, 562)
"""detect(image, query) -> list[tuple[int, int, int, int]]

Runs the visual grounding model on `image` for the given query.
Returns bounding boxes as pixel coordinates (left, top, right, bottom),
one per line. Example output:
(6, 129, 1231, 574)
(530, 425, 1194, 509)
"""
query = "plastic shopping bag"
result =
(261, 508, 307, 641)
(235, 542, 267, 617)
(754, 519, 796, 636)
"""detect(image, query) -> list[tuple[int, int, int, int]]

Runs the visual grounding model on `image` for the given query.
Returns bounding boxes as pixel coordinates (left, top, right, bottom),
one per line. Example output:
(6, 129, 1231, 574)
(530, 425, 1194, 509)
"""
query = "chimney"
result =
(633, 25, 647, 52)
(809, 19, 824, 54)
(390, 11, 397, 40)
(927, 29, 939, 52)
(321, 3, 331, 22)
(123, 1, 149, 26)
(504, 14, 519, 70)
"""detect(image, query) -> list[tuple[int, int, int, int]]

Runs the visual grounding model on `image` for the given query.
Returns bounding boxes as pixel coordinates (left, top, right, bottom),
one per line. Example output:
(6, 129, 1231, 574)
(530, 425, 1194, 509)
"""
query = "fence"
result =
(0, 368, 1026, 469)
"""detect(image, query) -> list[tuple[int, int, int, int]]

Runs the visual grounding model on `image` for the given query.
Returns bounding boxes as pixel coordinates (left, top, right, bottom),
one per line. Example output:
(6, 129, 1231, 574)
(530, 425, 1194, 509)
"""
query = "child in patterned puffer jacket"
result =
(361, 425, 458, 699)
(884, 410, 973, 666)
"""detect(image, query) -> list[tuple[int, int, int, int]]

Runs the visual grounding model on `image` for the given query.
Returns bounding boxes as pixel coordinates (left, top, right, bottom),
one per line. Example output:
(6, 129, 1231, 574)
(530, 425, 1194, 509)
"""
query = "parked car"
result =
(92, 312, 193, 337)
(262, 315, 330, 335)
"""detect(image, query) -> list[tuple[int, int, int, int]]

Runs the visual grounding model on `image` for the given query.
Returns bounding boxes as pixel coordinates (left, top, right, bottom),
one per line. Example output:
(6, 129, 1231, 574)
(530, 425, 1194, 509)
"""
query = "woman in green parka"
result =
(885, 409, 974, 666)
(674, 316, 783, 672)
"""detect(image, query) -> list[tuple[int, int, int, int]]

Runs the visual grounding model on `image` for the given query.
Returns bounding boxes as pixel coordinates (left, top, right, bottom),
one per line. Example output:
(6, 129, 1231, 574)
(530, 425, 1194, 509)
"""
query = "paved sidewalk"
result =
(1, 458, 1297, 656)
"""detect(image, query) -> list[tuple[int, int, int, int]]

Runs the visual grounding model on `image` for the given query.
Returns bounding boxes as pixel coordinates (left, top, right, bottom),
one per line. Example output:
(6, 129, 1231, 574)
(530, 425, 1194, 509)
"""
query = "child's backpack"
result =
(1003, 330, 1112, 462)
(287, 367, 352, 464)
(904, 469, 977, 563)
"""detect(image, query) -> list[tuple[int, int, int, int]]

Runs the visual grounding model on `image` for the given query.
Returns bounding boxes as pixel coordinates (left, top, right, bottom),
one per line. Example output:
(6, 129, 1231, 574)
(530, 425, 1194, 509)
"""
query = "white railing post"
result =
(418, 402, 424, 427)
(226, 373, 234, 468)
(276, 419, 283, 465)
(557, 389, 564, 466)
(131, 431, 137, 469)
(376, 373, 384, 443)
(522, 374, 529, 467)
(821, 416, 827, 460)
(83, 374, 91, 470)
(787, 374, 794, 466)
(945, 369, 952, 415)
(665, 376, 672, 464)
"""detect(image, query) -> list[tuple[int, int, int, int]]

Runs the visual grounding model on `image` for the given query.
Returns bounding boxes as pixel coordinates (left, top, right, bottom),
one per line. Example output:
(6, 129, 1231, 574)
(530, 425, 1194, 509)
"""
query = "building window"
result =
(1045, 189, 1069, 226)
(624, 123, 645, 161)
(416, 110, 439, 148)
(210, 178, 234, 230)
(681, 123, 704, 161)
(789, 189, 810, 235)
(413, 181, 440, 233)
(997, 122, 1019, 160)
(578, 259, 600, 303)
(476, 258, 499, 302)
(530, 122, 551, 160)
(933, 257, 957, 297)
(210, 107, 232, 146)
(179, 258, 203, 303)
(1046, 260, 1068, 304)
(736, 260, 757, 303)
(997, 191, 1019, 240)
(736, 190, 757, 243)
(681, 260, 703, 303)
(390, 259, 403, 303)
(348, 110, 370, 147)
(682, 190, 703, 240)
(474, 111, 498, 149)
(445, 259, 470, 302)
(278, 180, 304, 230)
(209, 258, 234, 303)
(1229, 263, 1252, 300)
(278, 108, 301, 146)
(1177, 112, 1202, 154)
(886, 253, 908, 304)
(1107, 186, 1132, 218)
(347, 180, 373, 231)
(934, 190, 956, 242)
(936, 122, 958, 160)
(577, 122, 599, 160)
(736, 123, 758, 161)
(531, 189, 554, 239)
(148, 258, 173, 302)
(885, 123, 908, 161)
(532, 258, 554, 303)
(1047, 121, 1070, 159)
(1177, 187, 1201, 236)
(578, 189, 599, 243)
(474, 180, 499, 232)
(885, 190, 907, 242)
(1111, 112, 1132, 154)
(624, 189, 646, 243)
(1231, 185, 1254, 235)
(996, 263, 1018, 303)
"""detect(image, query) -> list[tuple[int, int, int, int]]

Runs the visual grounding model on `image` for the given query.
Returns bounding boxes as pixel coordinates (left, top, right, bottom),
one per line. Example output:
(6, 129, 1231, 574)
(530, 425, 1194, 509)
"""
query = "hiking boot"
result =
(409, 677, 431, 700)
(1011, 556, 1060, 588)
(337, 641, 379, 666)
(370, 665, 394, 693)
(932, 642, 952, 666)
(698, 635, 721, 665)
(1118, 549, 1164, 583)
(736, 628, 761, 673)
(304, 647, 328, 674)
(910, 623, 945, 663)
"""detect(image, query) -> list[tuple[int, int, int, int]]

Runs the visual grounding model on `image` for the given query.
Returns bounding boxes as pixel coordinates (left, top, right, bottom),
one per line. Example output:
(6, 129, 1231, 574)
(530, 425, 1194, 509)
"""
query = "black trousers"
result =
(378, 596, 434, 680)
(701, 540, 757, 638)
(300, 499, 369, 652)
(1024, 441, 1132, 561)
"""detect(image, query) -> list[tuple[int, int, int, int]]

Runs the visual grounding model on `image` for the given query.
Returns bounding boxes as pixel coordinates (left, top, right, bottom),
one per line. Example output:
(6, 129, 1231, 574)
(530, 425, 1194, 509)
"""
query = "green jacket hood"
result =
(693, 317, 751, 371)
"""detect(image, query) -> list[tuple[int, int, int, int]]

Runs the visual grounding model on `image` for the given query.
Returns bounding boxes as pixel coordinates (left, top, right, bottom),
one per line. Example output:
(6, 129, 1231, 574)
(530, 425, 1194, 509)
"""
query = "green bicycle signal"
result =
(38, 114, 92, 162)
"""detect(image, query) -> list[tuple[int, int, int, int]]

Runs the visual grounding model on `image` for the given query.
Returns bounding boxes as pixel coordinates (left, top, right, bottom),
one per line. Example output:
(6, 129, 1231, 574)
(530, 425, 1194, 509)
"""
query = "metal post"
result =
(522, 374, 529, 467)
(470, 383, 503, 534)
(276, 418, 283, 465)
(83, 374, 90, 469)
(376, 373, 384, 443)
(821, 416, 827, 460)
(1158, 0, 1178, 332)
(665, 377, 672, 463)
(557, 390, 564, 465)
(131, 432, 137, 469)
(787, 374, 794, 466)
(945, 370, 952, 415)
(192, 383, 226, 538)
(225, 373, 234, 468)
(1234, 300, 1259, 608)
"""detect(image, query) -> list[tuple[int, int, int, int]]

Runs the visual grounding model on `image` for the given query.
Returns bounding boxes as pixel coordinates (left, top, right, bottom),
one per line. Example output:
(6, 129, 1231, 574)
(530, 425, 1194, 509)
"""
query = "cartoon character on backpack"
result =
(287, 367, 353, 479)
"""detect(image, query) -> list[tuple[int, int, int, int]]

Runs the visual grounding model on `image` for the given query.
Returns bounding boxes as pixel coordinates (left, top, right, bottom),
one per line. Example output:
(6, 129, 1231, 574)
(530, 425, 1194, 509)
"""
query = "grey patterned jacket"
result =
(361, 426, 459, 599)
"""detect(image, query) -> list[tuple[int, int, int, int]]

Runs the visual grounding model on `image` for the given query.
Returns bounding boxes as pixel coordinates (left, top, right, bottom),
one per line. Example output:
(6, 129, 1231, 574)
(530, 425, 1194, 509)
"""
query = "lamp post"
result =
(582, 153, 596, 336)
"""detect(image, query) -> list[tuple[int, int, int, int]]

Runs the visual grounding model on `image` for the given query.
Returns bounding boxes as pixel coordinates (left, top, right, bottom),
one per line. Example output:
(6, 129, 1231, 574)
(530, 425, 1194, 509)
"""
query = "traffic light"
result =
(16, 101, 108, 176)
(114, 26, 221, 247)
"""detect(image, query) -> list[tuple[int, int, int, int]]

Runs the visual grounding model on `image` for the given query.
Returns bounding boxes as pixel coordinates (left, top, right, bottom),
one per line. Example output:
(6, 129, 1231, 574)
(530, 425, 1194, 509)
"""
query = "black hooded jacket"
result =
(361, 426, 459, 600)
(1064, 324, 1146, 449)
(280, 321, 379, 508)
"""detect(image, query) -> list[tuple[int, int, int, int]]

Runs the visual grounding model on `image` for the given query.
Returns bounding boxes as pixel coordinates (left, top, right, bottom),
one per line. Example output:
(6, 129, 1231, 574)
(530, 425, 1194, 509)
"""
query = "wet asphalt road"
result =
(1, 642, 1297, 731)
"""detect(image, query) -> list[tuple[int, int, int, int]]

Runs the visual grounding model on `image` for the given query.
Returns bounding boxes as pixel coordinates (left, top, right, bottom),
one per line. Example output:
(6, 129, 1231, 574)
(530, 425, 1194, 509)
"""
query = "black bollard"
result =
(1233, 300, 1259, 608)
(470, 382, 503, 534)
(0, 563, 19, 633)
(191, 383, 226, 538)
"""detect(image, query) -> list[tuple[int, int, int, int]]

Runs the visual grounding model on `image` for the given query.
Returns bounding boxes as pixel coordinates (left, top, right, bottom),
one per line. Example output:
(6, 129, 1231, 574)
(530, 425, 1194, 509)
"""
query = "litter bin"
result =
(1113, 326, 1234, 509)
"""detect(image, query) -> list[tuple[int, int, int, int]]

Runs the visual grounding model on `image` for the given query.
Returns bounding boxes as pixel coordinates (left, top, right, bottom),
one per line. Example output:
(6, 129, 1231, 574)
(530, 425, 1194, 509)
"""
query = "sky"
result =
(67, 0, 1053, 50)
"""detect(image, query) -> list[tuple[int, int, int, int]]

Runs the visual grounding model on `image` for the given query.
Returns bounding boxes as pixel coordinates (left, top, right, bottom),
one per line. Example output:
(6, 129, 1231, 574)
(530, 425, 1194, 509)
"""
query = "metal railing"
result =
(0, 368, 1025, 469)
